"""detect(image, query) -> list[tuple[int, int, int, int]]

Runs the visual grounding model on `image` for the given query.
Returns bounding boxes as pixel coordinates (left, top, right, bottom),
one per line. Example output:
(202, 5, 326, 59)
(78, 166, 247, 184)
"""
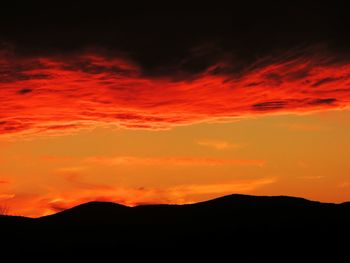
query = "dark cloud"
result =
(252, 101, 286, 111)
(18, 88, 32, 94)
(0, 2, 350, 137)
(1, 2, 350, 78)
(309, 98, 337, 105)
(0, 120, 33, 134)
(312, 77, 344, 87)
(0, 52, 349, 137)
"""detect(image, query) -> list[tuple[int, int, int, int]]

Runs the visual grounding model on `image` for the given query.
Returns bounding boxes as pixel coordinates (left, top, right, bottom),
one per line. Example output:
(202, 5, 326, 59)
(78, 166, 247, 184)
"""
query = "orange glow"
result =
(84, 156, 265, 167)
(1, 49, 350, 217)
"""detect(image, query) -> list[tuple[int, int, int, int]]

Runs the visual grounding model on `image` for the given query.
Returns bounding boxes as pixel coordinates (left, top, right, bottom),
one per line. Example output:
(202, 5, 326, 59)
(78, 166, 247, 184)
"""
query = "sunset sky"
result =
(1, 2, 350, 217)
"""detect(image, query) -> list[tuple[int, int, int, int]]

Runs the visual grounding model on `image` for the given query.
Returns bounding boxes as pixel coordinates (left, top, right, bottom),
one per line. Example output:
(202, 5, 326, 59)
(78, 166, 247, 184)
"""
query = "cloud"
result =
(252, 101, 286, 111)
(58, 172, 114, 191)
(1, 170, 275, 217)
(40, 156, 75, 162)
(18, 88, 33, 95)
(55, 166, 86, 173)
(1, 49, 350, 138)
(170, 177, 276, 196)
(84, 156, 265, 167)
(54, 167, 114, 191)
(197, 139, 241, 150)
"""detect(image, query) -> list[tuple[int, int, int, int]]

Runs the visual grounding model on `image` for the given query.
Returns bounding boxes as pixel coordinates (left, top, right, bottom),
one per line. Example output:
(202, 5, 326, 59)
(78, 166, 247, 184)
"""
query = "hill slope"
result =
(1, 194, 349, 259)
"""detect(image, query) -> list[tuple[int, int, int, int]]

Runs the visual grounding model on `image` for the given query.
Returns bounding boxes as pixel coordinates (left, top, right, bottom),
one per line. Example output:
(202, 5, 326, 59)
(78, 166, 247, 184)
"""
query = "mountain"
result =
(1, 194, 349, 260)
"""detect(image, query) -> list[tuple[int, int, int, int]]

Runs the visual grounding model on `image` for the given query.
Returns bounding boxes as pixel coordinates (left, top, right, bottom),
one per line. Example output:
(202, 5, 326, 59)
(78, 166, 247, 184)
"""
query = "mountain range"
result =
(1, 194, 349, 260)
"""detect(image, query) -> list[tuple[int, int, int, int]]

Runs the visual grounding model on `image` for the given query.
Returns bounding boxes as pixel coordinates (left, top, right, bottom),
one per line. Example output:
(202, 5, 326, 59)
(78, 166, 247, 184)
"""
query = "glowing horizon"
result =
(1, 105, 350, 217)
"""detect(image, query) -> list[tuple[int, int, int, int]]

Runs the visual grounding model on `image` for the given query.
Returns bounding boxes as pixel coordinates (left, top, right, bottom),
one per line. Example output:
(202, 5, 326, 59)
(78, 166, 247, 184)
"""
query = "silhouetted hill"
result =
(1, 194, 349, 260)
(0, 214, 33, 225)
(36, 194, 332, 226)
(193, 193, 323, 208)
(41, 201, 130, 224)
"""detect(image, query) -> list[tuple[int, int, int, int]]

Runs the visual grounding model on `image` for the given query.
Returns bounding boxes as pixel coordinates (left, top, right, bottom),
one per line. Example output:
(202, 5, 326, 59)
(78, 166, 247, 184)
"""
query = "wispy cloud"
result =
(170, 177, 276, 195)
(59, 173, 114, 191)
(84, 156, 266, 167)
(24, 177, 277, 216)
(1, 174, 276, 217)
(197, 139, 241, 150)
(55, 166, 87, 173)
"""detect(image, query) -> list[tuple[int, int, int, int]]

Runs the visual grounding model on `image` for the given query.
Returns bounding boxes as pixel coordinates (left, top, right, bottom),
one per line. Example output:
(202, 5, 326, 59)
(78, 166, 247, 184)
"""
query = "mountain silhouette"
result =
(1, 194, 349, 260)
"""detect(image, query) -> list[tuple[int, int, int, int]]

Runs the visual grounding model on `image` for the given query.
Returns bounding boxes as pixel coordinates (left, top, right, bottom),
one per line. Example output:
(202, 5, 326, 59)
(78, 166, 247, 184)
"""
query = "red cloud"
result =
(1, 49, 350, 137)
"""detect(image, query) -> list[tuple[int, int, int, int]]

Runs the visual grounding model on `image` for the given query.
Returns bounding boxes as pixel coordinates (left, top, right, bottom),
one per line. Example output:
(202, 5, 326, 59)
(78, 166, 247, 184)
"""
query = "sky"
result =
(1, 2, 350, 217)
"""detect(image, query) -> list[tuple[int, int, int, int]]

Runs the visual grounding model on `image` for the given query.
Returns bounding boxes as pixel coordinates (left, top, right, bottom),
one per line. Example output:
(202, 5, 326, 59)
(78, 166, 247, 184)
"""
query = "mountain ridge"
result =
(0, 193, 339, 220)
(1, 193, 349, 259)
(40, 193, 332, 220)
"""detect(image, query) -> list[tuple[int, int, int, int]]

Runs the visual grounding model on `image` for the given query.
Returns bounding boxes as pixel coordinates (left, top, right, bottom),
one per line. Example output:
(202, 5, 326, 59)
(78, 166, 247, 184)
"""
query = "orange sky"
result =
(1, 108, 350, 217)
(1, 50, 350, 217)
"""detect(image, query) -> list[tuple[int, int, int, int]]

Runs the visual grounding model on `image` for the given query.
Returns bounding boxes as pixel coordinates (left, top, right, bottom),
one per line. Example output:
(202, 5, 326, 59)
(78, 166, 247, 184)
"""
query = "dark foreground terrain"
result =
(1, 194, 349, 260)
